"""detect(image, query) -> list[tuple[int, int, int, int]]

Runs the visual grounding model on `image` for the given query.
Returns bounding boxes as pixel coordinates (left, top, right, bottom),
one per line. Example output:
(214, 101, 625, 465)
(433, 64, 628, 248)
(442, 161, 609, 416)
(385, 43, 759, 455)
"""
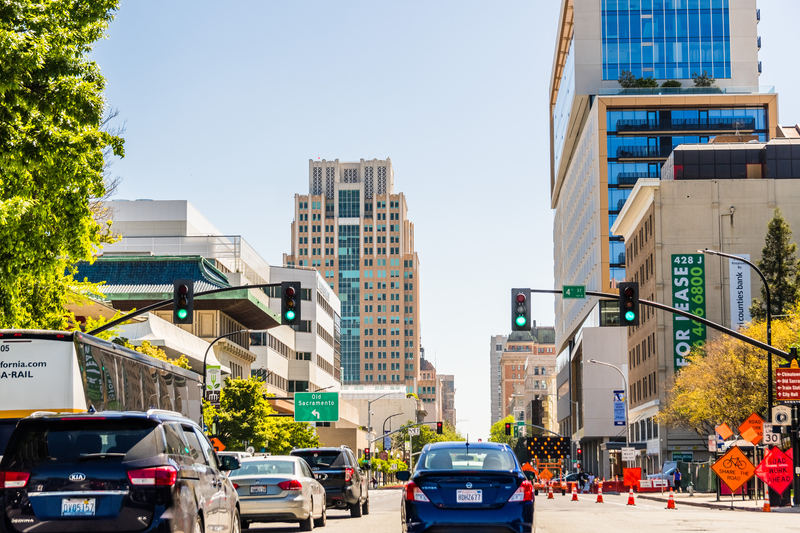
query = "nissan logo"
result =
(465, 482, 473, 489)
(68, 473, 86, 482)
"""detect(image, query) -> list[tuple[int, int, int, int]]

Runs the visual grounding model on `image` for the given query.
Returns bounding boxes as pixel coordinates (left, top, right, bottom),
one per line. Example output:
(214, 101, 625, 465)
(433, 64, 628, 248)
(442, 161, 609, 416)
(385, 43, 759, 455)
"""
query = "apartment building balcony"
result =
(616, 172, 660, 186)
(599, 86, 774, 96)
(616, 145, 674, 160)
(614, 117, 755, 135)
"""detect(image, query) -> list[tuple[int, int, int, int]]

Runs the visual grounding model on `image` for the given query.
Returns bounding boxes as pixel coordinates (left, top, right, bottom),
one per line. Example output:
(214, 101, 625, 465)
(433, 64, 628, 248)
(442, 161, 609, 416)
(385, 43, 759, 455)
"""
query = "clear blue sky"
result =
(92, 0, 800, 441)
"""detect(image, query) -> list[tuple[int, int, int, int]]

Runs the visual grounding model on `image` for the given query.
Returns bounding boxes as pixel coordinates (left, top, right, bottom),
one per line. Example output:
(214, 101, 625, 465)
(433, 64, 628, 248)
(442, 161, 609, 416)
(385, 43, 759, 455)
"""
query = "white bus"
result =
(0, 329, 202, 455)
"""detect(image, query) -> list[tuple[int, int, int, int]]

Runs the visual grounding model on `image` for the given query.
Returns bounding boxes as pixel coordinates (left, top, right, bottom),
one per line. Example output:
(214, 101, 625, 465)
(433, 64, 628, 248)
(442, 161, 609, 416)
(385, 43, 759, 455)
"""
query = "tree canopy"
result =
(489, 415, 516, 446)
(392, 420, 464, 455)
(750, 208, 800, 321)
(659, 304, 800, 438)
(0, 0, 124, 329)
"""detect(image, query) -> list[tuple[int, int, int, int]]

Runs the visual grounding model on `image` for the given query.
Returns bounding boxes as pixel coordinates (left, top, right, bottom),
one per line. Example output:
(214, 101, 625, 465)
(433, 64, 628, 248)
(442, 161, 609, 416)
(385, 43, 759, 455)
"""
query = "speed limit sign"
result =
(762, 424, 781, 445)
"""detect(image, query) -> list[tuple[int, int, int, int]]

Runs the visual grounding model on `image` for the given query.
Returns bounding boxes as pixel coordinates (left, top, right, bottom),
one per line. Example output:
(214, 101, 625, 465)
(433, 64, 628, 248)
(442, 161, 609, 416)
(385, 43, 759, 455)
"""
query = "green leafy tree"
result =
(637, 76, 659, 88)
(750, 209, 800, 321)
(618, 70, 636, 88)
(489, 415, 516, 446)
(392, 420, 464, 455)
(661, 80, 682, 88)
(268, 416, 320, 455)
(0, 1, 125, 329)
(692, 70, 715, 87)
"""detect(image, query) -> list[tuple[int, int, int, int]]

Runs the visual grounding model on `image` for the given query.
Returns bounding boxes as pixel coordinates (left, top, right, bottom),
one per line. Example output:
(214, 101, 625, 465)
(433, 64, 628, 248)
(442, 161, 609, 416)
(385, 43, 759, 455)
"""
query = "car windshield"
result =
(292, 451, 346, 468)
(229, 459, 296, 477)
(418, 447, 517, 471)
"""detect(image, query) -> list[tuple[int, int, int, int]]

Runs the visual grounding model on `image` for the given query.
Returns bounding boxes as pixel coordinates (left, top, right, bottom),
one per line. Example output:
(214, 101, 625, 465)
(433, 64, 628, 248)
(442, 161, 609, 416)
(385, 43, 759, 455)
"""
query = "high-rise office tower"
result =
(284, 158, 421, 386)
(550, 0, 776, 476)
(489, 334, 508, 425)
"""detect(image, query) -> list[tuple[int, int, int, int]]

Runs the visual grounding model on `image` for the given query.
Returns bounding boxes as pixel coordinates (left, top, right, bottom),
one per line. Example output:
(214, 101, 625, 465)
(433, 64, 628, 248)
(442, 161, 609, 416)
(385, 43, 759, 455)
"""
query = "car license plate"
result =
(250, 485, 267, 495)
(61, 498, 96, 517)
(456, 489, 482, 503)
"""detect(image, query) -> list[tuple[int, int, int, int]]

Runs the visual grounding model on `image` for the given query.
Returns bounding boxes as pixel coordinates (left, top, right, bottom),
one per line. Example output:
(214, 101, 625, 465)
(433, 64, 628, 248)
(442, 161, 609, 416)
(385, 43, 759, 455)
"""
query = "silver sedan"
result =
(229, 456, 327, 531)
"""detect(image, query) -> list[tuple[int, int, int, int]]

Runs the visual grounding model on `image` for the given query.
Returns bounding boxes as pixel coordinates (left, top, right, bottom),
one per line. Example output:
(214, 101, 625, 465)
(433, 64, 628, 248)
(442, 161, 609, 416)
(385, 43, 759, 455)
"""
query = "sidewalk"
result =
(636, 491, 800, 513)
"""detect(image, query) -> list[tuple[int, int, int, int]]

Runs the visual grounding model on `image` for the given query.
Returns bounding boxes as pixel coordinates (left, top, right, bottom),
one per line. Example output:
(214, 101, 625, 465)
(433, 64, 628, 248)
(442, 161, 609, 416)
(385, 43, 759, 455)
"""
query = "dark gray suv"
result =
(0, 410, 241, 533)
(290, 446, 369, 517)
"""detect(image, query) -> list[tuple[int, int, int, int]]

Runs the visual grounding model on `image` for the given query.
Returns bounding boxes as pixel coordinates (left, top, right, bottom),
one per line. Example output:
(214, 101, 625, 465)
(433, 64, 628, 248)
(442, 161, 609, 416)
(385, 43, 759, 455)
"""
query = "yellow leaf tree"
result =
(659, 303, 800, 438)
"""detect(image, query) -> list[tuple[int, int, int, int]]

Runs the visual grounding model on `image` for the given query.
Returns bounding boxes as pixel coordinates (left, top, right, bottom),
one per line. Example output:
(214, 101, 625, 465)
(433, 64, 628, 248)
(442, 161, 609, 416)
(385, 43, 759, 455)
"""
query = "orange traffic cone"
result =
(763, 500, 771, 512)
(626, 486, 636, 506)
(596, 481, 604, 503)
(571, 483, 579, 501)
(666, 488, 676, 509)
(547, 483, 554, 499)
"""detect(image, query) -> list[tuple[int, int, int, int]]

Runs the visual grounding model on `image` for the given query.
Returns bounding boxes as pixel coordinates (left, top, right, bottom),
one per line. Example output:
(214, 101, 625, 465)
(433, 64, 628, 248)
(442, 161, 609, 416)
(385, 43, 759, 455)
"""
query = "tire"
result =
(194, 515, 204, 533)
(314, 502, 327, 527)
(350, 499, 363, 518)
(534, 489, 539, 496)
(231, 510, 241, 533)
(241, 521, 250, 530)
(362, 497, 369, 516)
(299, 504, 315, 531)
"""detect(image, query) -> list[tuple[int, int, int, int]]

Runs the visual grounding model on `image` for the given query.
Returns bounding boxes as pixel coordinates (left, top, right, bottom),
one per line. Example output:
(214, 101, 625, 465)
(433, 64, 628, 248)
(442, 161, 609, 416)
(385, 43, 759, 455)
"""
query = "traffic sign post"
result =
(293, 392, 339, 422)
(621, 447, 636, 462)
(711, 446, 756, 506)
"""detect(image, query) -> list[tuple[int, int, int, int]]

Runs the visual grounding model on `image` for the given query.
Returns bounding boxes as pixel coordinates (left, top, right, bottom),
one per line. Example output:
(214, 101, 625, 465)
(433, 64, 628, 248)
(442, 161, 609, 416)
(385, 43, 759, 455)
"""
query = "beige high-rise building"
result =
(284, 158, 421, 387)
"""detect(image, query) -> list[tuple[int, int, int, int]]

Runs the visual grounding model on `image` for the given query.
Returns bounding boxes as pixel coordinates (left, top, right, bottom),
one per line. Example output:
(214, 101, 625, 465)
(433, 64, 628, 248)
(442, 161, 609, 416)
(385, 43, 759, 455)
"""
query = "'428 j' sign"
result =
(672, 254, 706, 371)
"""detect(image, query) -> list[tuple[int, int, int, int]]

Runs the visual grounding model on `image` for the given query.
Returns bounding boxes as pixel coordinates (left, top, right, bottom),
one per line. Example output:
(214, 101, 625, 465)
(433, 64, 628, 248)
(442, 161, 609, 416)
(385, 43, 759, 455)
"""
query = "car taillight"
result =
(344, 467, 353, 483)
(0, 472, 30, 489)
(232, 483, 239, 490)
(278, 479, 303, 491)
(404, 481, 429, 502)
(508, 480, 533, 502)
(127, 466, 177, 487)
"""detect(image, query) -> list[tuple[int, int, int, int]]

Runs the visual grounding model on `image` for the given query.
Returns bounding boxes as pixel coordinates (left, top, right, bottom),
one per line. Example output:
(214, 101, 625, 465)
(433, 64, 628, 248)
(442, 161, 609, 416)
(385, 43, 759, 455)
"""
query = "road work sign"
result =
(755, 447, 793, 495)
(294, 392, 339, 422)
(711, 446, 755, 493)
(738, 412, 763, 445)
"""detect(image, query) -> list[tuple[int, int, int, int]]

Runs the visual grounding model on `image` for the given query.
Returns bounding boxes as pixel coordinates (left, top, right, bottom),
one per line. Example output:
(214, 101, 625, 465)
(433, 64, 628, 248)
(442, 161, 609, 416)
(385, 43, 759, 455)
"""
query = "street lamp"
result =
(700, 248, 774, 421)
(382, 412, 404, 450)
(201, 328, 256, 422)
(366, 392, 396, 449)
(588, 359, 629, 449)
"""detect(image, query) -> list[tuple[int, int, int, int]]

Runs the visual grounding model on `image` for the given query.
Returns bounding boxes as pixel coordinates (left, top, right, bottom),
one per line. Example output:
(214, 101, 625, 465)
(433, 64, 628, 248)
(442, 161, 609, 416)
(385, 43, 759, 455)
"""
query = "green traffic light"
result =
(177, 309, 188, 320)
(285, 310, 296, 321)
(516, 315, 527, 327)
(625, 310, 636, 322)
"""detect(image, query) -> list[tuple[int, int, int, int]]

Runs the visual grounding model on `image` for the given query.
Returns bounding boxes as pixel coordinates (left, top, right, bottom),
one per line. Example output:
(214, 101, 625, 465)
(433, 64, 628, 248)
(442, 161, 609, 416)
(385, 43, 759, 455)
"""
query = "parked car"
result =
(290, 446, 369, 517)
(396, 441, 534, 533)
(219, 450, 253, 465)
(228, 455, 326, 530)
(0, 410, 241, 532)
(647, 467, 678, 487)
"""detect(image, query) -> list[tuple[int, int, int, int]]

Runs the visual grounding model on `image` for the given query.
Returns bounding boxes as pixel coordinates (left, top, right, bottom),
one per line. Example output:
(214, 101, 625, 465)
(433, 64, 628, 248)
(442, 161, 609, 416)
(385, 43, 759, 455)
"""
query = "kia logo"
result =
(68, 473, 86, 482)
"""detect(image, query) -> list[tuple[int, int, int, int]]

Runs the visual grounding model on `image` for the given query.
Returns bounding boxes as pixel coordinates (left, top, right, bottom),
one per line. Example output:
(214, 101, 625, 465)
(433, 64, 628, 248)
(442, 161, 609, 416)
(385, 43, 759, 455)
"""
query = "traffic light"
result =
(173, 280, 194, 324)
(364, 448, 371, 461)
(436, 422, 443, 434)
(281, 281, 302, 326)
(618, 282, 640, 326)
(505, 422, 512, 436)
(511, 288, 531, 331)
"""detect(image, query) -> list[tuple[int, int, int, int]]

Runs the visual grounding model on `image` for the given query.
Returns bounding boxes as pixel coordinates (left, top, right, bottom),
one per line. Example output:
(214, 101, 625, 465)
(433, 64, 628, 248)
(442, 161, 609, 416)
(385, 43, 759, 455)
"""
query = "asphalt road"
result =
(246, 488, 403, 532)
(246, 488, 800, 532)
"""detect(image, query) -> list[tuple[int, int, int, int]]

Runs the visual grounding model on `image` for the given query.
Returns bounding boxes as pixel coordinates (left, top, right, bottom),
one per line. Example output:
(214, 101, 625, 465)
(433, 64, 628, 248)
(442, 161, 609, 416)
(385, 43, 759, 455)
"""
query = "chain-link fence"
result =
(676, 460, 716, 492)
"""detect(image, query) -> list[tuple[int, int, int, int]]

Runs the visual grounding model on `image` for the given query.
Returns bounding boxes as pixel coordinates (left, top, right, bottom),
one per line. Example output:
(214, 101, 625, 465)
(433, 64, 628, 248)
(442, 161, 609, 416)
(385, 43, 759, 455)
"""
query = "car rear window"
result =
(292, 451, 346, 468)
(418, 447, 517, 471)
(2, 419, 160, 470)
(230, 459, 296, 476)
(0, 422, 17, 457)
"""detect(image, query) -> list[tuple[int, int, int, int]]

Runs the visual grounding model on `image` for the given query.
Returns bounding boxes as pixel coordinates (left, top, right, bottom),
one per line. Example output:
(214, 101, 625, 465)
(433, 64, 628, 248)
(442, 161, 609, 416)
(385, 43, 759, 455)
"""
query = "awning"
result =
(116, 313, 230, 375)
(601, 442, 648, 451)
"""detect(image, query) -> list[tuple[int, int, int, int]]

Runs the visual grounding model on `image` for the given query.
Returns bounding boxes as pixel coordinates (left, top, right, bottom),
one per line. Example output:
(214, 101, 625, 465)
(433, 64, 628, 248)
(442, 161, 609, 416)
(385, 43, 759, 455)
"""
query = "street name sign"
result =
(562, 285, 586, 299)
(621, 447, 636, 461)
(755, 447, 793, 495)
(408, 428, 420, 437)
(711, 446, 755, 493)
(294, 392, 339, 422)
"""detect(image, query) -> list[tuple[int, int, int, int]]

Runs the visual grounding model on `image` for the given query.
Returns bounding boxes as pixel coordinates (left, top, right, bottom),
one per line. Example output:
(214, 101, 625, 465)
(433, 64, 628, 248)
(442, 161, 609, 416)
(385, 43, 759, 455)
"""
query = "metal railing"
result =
(598, 86, 774, 96)
(614, 117, 755, 133)
(615, 145, 674, 159)
(615, 172, 660, 185)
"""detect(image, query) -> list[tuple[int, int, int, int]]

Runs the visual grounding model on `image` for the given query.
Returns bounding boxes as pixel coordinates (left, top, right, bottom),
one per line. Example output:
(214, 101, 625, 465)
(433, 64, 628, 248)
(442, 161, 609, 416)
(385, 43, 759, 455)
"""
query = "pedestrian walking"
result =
(673, 469, 682, 493)
(578, 469, 587, 493)
(586, 472, 595, 493)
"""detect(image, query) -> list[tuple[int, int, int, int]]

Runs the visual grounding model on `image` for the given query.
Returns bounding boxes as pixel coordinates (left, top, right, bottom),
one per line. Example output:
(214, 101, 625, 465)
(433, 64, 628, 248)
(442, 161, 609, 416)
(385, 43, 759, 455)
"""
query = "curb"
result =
(636, 494, 774, 512)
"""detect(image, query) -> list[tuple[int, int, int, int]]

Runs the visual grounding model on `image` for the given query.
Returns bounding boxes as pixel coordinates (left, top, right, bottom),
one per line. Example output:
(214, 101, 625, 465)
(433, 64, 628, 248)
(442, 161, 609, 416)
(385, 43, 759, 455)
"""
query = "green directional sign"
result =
(294, 392, 339, 422)
(562, 285, 586, 299)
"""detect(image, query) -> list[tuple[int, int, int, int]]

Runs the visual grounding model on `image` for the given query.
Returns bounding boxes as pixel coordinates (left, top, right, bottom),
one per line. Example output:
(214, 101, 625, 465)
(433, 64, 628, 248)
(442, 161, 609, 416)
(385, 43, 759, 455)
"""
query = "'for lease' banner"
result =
(672, 254, 706, 371)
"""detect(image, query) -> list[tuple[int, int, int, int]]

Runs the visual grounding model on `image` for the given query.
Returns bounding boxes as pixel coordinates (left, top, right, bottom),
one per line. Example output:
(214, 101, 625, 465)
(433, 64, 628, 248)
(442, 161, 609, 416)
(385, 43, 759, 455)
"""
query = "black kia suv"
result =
(290, 446, 369, 517)
(0, 410, 241, 532)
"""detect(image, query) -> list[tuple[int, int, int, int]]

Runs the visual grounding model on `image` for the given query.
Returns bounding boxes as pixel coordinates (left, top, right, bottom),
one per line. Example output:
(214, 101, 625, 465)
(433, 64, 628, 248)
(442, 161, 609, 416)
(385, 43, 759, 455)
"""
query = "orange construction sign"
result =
(539, 468, 554, 480)
(712, 446, 755, 493)
(210, 437, 226, 452)
(715, 423, 733, 440)
(521, 462, 535, 472)
(738, 412, 764, 445)
(623, 467, 641, 487)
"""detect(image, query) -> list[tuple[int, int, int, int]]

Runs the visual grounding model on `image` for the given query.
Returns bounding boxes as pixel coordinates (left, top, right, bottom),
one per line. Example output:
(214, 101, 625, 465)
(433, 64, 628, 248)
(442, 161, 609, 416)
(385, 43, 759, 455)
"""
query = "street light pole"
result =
(367, 392, 395, 455)
(382, 413, 404, 450)
(588, 359, 629, 449)
(700, 249, 773, 421)
(201, 329, 253, 423)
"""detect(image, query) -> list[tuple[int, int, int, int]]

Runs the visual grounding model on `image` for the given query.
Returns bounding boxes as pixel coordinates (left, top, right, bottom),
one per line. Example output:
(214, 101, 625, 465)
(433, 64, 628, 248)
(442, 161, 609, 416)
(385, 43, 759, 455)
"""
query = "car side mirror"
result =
(396, 470, 411, 482)
(218, 455, 240, 472)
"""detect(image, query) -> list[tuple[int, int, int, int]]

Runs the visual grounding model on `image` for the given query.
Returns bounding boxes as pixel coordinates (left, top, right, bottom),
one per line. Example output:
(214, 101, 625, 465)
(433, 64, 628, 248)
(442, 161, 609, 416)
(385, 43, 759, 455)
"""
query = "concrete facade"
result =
(490, 334, 508, 425)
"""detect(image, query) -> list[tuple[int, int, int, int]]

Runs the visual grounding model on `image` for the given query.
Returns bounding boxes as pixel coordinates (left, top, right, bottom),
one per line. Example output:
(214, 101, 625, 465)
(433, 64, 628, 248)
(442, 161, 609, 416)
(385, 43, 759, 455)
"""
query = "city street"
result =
(246, 489, 800, 532)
